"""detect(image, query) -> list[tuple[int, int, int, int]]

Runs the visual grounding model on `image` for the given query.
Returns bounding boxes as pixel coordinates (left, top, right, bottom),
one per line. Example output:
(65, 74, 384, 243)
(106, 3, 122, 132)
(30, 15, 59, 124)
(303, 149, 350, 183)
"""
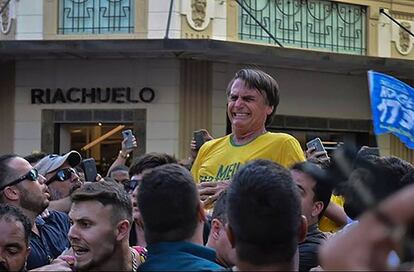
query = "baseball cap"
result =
(35, 151, 82, 176)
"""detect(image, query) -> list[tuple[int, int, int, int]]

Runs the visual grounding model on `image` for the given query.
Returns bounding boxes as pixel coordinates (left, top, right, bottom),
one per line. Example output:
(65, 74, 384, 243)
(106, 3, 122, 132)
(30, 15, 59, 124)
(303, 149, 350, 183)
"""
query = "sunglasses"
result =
(46, 168, 76, 185)
(124, 179, 139, 192)
(0, 168, 39, 191)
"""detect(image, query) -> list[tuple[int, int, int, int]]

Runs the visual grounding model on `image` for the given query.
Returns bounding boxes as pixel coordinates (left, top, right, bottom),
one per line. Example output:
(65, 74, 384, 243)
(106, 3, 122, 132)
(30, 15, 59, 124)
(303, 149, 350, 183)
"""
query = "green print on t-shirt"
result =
(215, 162, 241, 180)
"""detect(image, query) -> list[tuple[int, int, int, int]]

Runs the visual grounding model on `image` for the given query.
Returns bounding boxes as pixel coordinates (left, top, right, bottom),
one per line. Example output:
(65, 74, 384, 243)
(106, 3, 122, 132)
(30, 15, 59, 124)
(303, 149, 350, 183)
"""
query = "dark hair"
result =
(344, 156, 414, 220)
(0, 204, 32, 244)
(0, 154, 19, 192)
(23, 152, 47, 165)
(71, 181, 132, 224)
(108, 165, 129, 177)
(129, 153, 177, 176)
(211, 190, 228, 225)
(138, 164, 199, 244)
(227, 160, 301, 266)
(291, 162, 332, 220)
(226, 68, 280, 126)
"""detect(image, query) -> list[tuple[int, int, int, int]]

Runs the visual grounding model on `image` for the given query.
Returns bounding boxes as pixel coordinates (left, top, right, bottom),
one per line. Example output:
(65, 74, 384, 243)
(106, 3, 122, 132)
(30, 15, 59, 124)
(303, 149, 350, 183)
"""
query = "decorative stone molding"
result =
(181, 0, 214, 31)
(0, 0, 17, 34)
(391, 18, 414, 55)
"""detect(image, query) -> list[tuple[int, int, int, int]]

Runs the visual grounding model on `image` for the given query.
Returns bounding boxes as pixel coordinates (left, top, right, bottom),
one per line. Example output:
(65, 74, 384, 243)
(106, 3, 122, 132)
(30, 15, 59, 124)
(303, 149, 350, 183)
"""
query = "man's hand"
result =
(305, 146, 330, 166)
(122, 136, 138, 155)
(198, 180, 230, 207)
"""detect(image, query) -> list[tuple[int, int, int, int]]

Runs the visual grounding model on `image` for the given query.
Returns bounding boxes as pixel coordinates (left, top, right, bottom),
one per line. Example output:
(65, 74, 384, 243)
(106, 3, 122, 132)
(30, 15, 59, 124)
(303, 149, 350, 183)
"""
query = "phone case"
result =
(122, 130, 135, 149)
(194, 131, 205, 150)
(306, 137, 326, 153)
(82, 158, 97, 182)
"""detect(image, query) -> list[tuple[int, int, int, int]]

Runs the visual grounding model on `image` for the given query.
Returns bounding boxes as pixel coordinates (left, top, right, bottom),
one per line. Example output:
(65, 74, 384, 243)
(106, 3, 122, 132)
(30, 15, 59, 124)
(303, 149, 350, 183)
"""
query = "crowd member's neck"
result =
(93, 242, 132, 271)
(231, 126, 267, 146)
(189, 218, 204, 245)
(235, 261, 294, 271)
(17, 207, 40, 235)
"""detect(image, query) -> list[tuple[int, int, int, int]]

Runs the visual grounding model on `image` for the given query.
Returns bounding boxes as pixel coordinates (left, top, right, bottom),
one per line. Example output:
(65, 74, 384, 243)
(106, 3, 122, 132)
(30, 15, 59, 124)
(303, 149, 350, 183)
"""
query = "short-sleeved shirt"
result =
(191, 132, 305, 183)
(27, 211, 70, 270)
(139, 241, 223, 271)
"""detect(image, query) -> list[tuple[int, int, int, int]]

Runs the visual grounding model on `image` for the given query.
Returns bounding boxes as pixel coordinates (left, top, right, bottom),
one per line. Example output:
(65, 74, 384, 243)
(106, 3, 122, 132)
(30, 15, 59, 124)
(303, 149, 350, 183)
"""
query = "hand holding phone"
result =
(306, 137, 329, 161)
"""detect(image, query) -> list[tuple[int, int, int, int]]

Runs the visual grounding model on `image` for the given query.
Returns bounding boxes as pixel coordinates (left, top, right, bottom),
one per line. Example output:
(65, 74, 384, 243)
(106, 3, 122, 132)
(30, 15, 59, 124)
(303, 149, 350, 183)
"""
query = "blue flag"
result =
(368, 71, 414, 149)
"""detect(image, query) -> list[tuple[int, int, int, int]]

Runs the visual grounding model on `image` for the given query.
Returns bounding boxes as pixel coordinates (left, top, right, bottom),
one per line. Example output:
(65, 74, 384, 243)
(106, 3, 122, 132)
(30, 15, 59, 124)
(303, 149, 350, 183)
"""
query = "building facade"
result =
(1, 0, 414, 167)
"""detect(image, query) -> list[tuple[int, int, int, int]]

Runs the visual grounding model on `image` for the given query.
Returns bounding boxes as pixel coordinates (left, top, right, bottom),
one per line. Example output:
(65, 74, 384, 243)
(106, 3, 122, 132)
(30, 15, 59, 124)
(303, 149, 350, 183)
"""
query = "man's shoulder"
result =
(265, 132, 298, 142)
(42, 210, 70, 229)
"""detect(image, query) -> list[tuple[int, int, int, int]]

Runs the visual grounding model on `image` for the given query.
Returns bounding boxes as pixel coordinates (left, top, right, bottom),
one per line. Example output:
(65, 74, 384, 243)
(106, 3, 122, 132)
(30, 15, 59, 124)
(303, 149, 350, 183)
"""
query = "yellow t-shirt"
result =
(319, 194, 346, 233)
(191, 132, 305, 183)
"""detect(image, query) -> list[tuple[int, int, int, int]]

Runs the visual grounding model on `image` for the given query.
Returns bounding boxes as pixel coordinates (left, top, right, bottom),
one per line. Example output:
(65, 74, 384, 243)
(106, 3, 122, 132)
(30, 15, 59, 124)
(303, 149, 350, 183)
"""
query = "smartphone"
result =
(81, 158, 97, 182)
(306, 137, 327, 154)
(194, 130, 206, 150)
(122, 129, 136, 150)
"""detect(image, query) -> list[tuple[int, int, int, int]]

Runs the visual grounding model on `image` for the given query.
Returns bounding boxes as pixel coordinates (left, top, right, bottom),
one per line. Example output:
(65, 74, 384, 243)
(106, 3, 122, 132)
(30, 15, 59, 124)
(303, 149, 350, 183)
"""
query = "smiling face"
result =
(68, 201, 117, 271)
(227, 78, 273, 136)
(0, 218, 30, 272)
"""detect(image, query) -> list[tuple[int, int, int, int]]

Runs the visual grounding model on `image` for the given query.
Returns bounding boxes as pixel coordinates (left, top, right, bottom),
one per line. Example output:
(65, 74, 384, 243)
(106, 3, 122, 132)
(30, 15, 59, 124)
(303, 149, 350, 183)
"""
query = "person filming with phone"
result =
(191, 68, 305, 207)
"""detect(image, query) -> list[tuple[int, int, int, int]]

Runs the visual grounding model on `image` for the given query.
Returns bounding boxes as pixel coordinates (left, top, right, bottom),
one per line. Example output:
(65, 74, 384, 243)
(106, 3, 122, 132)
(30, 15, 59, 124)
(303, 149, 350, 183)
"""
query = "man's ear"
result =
(210, 218, 224, 240)
(312, 201, 324, 218)
(225, 224, 236, 249)
(266, 105, 274, 115)
(197, 201, 206, 223)
(298, 215, 308, 243)
(3, 186, 19, 201)
(115, 219, 130, 241)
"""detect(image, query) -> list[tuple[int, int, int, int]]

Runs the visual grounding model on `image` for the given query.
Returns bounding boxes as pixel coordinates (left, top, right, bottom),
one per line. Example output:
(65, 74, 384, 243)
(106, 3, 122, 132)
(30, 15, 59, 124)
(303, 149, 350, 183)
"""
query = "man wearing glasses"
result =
(35, 151, 82, 213)
(0, 155, 70, 270)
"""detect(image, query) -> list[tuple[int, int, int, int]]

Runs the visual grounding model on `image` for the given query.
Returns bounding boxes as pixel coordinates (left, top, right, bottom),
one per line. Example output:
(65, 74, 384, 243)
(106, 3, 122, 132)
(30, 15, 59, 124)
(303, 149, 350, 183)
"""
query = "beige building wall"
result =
(211, 63, 371, 138)
(14, 58, 181, 157)
(0, 61, 15, 153)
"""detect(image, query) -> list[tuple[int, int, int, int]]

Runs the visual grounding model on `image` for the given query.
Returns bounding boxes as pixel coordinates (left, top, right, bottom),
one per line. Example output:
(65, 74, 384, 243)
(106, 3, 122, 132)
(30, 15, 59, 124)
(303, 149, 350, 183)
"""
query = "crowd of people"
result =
(0, 68, 413, 271)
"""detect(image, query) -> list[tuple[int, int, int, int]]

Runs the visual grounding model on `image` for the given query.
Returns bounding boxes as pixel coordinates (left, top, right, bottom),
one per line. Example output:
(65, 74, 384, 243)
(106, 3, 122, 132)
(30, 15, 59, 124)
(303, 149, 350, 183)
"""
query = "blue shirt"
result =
(27, 211, 70, 270)
(139, 241, 223, 271)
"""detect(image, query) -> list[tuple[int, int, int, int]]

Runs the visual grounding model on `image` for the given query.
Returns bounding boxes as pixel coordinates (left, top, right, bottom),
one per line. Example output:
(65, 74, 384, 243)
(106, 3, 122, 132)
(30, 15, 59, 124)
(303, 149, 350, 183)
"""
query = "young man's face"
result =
(0, 218, 30, 272)
(291, 170, 317, 225)
(227, 78, 273, 134)
(68, 201, 117, 271)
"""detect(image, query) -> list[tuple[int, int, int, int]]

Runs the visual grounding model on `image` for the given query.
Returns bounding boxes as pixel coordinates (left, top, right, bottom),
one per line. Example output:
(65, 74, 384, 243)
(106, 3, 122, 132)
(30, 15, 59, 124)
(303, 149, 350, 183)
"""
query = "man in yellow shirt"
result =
(191, 68, 305, 205)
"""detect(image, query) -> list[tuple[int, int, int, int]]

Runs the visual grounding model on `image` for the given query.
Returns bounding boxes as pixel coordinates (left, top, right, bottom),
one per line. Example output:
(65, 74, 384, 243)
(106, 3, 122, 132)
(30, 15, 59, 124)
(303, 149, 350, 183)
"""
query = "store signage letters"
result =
(31, 87, 155, 104)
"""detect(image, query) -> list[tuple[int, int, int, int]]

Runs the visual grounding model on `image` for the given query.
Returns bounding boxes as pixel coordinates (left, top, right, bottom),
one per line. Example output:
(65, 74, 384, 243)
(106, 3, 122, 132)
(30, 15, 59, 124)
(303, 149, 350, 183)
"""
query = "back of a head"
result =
(137, 164, 199, 244)
(227, 159, 301, 266)
(0, 203, 32, 244)
(212, 190, 228, 224)
(344, 156, 414, 220)
(291, 162, 332, 219)
(24, 152, 47, 166)
(129, 152, 177, 176)
(108, 165, 129, 177)
(226, 68, 279, 126)
(0, 154, 19, 191)
(71, 181, 132, 224)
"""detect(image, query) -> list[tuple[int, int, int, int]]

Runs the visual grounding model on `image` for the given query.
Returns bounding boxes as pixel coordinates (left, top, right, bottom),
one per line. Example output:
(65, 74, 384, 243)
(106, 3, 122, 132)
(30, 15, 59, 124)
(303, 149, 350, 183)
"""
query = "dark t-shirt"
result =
(27, 211, 70, 270)
(298, 224, 327, 272)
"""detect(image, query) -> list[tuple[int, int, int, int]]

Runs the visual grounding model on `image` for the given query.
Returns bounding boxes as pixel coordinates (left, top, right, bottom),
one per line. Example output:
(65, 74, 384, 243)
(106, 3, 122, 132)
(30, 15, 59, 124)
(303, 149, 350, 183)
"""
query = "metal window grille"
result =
(58, 0, 134, 34)
(239, 0, 367, 55)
